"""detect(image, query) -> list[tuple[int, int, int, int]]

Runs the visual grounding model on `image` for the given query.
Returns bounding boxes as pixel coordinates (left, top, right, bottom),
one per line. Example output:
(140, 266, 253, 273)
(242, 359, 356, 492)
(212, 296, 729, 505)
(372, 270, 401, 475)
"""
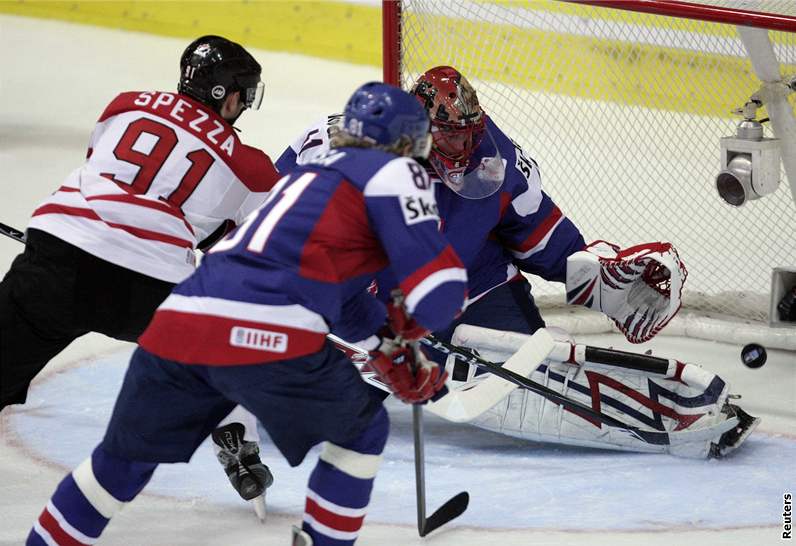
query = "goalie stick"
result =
(2, 219, 732, 449)
(327, 331, 555, 423)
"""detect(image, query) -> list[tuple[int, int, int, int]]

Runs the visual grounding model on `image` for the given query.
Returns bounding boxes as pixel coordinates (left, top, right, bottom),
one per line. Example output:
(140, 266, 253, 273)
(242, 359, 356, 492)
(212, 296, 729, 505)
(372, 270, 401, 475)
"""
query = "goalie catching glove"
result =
(566, 241, 687, 343)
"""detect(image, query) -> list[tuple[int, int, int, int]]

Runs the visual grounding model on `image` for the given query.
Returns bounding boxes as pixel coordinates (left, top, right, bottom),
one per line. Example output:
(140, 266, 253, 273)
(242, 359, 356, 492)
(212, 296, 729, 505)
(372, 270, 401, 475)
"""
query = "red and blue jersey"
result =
(139, 147, 468, 365)
(277, 115, 585, 306)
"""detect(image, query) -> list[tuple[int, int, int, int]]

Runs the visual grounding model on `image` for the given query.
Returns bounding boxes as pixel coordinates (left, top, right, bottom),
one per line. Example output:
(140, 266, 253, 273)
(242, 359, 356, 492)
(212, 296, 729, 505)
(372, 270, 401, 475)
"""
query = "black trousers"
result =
(0, 229, 174, 410)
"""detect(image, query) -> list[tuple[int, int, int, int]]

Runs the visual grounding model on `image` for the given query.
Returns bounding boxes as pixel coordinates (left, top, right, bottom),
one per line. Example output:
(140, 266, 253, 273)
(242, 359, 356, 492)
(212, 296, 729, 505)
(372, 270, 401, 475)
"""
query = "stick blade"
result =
(420, 491, 469, 537)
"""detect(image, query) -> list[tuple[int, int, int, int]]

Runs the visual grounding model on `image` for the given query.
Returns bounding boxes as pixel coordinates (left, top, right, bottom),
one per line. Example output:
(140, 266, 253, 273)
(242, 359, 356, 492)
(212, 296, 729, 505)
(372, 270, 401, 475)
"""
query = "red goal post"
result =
(383, 0, 796, 350)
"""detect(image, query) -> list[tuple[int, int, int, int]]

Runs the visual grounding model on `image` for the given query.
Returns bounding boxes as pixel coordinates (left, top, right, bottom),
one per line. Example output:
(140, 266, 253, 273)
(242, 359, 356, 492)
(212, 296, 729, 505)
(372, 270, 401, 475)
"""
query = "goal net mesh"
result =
(392, 0, 796, 344)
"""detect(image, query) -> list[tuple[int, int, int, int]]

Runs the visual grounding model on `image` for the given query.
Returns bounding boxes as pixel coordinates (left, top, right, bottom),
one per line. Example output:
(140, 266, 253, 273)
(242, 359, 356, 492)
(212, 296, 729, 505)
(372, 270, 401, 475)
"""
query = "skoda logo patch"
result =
(211, 85, 226, 99)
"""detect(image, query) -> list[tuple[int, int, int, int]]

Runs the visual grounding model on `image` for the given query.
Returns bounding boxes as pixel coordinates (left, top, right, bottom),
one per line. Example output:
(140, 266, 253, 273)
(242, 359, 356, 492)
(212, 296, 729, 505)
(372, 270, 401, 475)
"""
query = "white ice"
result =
(1, 15, 794, 546)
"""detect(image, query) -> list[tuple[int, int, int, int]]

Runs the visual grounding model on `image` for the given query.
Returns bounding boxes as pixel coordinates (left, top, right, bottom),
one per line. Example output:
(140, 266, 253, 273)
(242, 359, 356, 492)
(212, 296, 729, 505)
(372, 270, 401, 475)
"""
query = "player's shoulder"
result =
(484, 118, 542, 197)
(364, 153, 432, 197)
(235, 145, 280, 192)
(290, 113, 343, 165)
(96, 91, 146, 122)
(308, 147, 429, 196)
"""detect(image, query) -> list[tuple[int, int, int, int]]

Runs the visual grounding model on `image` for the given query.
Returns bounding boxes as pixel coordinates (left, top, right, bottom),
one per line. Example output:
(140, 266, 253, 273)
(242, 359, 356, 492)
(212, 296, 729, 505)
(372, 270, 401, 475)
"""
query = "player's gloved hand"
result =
(368, 339, 448, 403)
(386, 302, 429, 341)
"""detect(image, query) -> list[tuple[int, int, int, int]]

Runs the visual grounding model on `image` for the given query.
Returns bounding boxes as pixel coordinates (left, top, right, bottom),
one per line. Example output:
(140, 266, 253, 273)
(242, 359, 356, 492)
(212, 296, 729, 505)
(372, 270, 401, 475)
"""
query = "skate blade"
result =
(251, 492, 267, 523)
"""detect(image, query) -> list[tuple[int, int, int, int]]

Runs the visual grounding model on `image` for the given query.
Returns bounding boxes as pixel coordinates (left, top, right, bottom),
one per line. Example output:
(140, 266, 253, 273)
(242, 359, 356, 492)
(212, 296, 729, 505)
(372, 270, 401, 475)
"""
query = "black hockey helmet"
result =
(178, 35, 264, 113)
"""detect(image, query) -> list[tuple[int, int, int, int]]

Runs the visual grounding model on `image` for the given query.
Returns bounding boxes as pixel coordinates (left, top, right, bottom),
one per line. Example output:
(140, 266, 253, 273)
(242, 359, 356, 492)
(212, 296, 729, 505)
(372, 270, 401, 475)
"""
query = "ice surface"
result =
(1, 14, 794, 546)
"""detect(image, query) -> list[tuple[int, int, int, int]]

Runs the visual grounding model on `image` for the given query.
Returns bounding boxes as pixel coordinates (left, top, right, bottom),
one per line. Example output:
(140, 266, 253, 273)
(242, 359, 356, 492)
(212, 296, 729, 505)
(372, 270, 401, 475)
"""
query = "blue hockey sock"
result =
(302, 407, 389, 546)
(27, 445, 157, 545)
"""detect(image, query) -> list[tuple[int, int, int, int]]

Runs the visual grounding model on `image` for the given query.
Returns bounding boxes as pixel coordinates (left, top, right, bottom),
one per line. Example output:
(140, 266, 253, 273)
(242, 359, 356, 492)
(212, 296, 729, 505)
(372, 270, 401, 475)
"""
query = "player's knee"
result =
(89, 445, 158, 502)
(355, 405, 389, 454)
(320, 407, 389, 479)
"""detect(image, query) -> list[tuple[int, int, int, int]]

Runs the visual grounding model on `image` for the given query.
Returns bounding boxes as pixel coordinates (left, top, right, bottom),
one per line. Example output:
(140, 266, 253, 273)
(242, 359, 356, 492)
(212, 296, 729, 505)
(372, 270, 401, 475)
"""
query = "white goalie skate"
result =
(709, 403, 761, 458)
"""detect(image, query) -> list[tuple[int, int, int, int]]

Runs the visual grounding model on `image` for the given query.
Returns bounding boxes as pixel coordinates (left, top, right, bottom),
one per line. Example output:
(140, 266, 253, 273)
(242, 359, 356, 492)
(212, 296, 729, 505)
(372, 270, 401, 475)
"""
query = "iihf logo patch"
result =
(230, 326, 288, 353)
(211, 85, 226, 100)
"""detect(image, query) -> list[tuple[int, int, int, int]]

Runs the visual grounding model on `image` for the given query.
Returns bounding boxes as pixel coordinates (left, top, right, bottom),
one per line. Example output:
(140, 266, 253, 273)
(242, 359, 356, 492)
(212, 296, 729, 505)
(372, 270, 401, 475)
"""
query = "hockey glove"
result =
(566, 240, 687, 343)
(368, 339, 448, 404)
(386, 301, 429, 341)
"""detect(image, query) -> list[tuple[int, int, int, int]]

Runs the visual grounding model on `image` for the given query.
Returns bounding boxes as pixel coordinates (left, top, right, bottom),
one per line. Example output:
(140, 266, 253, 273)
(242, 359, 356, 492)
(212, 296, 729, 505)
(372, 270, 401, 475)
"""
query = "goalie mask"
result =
(178, 35, 264, 119)
(411, 66, 503, 198)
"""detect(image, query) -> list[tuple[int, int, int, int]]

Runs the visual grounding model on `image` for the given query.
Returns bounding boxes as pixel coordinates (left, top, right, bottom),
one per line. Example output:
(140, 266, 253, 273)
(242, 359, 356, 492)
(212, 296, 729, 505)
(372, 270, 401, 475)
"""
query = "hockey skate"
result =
(709, 402, 761, 458)
(211, 423, 274, 521)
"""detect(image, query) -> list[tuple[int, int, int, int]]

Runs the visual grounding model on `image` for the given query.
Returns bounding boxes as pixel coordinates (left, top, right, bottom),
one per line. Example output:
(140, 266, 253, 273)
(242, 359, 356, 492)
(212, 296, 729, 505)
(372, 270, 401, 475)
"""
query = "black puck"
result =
(741, 343, 767, 368)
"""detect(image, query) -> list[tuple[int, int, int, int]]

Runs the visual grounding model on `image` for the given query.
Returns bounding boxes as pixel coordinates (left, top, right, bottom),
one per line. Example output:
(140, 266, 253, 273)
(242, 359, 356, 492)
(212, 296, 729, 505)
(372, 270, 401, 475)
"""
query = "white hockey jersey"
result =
(28, 91, 279, 283)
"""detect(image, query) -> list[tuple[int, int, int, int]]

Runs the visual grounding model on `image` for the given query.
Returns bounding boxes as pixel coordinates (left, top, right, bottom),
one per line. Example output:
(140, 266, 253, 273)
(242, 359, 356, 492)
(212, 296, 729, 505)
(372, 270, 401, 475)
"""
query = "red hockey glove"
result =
(386, 302, 429, 341)
(368, 340, 448, 404)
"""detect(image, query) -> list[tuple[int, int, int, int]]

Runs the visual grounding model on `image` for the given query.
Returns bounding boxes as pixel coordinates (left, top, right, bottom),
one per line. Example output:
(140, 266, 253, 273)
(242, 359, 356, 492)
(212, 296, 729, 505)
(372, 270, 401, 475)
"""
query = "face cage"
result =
(429, 126, 505, 199)
(242, 81, 264, 110)
(430, 121, 485, 164)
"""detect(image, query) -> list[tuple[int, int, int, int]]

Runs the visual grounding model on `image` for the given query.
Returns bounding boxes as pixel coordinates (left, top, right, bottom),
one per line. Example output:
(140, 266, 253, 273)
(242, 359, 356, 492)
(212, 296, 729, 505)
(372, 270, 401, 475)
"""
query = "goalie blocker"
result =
(443, 325, 759, 459)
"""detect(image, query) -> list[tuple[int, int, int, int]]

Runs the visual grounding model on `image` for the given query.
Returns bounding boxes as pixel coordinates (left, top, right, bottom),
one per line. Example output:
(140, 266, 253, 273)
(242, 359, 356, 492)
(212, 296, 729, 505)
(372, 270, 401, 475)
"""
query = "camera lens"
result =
(716, 155, 753, 207)
(716, 171, 745, 206)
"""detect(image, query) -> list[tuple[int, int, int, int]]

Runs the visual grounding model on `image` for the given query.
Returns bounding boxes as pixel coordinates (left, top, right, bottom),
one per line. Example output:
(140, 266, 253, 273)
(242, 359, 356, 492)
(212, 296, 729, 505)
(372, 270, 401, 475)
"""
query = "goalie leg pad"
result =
(452, 326, 753, 458)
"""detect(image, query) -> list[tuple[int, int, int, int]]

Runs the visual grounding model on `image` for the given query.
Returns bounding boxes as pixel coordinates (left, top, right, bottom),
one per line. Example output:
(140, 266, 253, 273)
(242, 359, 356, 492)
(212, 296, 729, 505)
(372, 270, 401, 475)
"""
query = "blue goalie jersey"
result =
(139, 147, 468, 365)
(278, 115, 586, 307)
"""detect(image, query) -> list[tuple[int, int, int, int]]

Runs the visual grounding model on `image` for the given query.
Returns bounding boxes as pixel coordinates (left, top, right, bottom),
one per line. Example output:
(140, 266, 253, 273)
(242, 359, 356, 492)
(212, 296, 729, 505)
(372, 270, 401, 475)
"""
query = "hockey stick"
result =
(328, 331, 470, 536)
(446, 324, 719, 395)
(405, 328, 469, 538)
(0, 222, 26, 244)
(0, 219, 699, 384)
(412, 403, 469, 537)
(420, 334, 739, 446)
(546, 337, 683, 378)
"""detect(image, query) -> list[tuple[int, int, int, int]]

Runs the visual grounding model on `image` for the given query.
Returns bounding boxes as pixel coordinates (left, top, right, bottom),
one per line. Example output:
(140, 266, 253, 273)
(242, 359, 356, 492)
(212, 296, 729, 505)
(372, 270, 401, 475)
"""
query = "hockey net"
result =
(384, 0, 796, 350)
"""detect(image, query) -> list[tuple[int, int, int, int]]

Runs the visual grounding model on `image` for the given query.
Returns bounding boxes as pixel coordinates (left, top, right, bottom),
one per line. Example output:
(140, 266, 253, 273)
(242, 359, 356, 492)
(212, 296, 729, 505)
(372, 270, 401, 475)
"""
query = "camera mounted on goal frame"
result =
(716, 100, 781, 207)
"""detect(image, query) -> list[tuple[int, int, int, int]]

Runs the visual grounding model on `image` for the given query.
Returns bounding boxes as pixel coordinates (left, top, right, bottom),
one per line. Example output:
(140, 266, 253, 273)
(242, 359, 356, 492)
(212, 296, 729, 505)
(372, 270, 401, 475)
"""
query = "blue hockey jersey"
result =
(277, 115, 586, 305)
(139, 147, 468, 365)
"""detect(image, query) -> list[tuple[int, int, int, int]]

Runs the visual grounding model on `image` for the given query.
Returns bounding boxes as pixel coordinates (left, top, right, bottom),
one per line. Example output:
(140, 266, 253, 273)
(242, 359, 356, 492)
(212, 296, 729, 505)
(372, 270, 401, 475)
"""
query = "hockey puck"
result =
(741, 343, 767, 368)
